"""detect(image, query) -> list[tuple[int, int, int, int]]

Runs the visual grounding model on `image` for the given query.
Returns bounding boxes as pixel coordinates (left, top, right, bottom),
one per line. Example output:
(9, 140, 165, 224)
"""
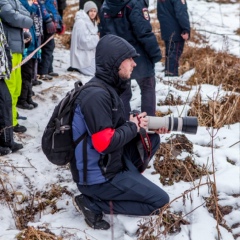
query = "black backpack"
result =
(41, 80, 108, 166)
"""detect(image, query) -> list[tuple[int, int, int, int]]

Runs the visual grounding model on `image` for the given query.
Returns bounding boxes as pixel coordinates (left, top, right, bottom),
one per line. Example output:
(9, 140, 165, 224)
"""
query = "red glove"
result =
(45, 18, 56, 34)
(57, 24, 66, 35)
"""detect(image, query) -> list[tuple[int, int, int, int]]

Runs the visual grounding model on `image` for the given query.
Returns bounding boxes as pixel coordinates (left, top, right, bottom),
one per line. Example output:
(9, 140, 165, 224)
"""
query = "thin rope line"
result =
(11, 34, 55, 72)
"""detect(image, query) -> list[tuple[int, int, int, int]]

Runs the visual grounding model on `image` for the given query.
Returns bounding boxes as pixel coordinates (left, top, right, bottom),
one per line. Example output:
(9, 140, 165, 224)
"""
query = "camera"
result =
(147, 116, 198, 135)
(130, 110, 198, 135)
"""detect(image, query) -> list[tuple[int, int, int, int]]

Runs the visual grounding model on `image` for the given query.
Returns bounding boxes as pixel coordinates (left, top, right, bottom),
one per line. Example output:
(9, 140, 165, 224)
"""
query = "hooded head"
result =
(95, 34, 139, 92)
(84, 1, 98, 13)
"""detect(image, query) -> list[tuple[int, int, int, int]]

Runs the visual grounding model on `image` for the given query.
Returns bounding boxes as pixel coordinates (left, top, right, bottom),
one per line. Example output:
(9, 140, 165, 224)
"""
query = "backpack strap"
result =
(83, 134, 88, 184)
(73, 132, 88, 185)
(73, 81, 116, 185)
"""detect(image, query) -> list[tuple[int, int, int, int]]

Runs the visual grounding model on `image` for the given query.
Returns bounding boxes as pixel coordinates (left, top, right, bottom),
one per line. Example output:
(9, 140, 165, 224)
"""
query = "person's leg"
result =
(120, 79, 132, 120)
(124, 133, 160, 172)
(58, 9, 63, 18)
(0, 79, 13, 147)
(48, 53, 54, 74)
(32, 58, 42, 86)
(27, 59, 38, 108)
(77, 134, 168, 216)
(38, 32, 55, 76)
(5, 53, 23, 127)
(164, 41, 184, 76)
(0, 79, 23, 152)
(136, 76, 156, 116)
(77, 161, 169, 216)
(18, 59, 34, 109)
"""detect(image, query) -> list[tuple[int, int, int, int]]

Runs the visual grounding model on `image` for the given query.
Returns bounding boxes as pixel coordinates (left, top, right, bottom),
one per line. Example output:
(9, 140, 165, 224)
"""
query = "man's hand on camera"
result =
(129, 112, 148, 132)
(154, 127, 170, 134)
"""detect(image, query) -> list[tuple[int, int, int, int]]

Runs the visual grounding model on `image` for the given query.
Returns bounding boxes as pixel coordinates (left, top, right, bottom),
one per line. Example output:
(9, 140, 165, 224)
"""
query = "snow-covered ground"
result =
(0, 0, 239, 239)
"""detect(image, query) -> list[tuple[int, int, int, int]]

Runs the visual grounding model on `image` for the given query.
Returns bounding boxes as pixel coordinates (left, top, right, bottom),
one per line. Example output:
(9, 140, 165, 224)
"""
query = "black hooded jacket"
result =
(100, 0, 162, 79)
(71, 35, 140, 185)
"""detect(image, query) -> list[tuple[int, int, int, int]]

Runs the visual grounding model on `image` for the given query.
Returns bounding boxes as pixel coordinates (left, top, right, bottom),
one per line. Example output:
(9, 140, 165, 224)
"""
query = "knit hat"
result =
(84, 1, 98, 13)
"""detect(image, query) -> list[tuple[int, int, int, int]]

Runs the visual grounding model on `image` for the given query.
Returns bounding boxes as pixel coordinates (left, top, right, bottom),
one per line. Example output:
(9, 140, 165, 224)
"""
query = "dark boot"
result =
(0, 146, 11, 156)
(13, 124, 27, 133)
(1, 140, 23, 153)
(27, 98, 38, 108)
(11, 142, 23, 152)
(73, 195, 110, 230)
(48, 72, 59, 77)
(17, 101, 34, 110)
(32, 79, 42, 86)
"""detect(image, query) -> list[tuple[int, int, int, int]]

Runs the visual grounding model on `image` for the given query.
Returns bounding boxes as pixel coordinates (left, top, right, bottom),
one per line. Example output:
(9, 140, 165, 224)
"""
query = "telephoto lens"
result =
(147, 116, 198, 135)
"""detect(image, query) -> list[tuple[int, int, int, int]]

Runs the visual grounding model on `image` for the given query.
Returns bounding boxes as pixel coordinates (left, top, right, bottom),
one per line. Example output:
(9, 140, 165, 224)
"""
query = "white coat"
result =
(70, 10, 99, 76)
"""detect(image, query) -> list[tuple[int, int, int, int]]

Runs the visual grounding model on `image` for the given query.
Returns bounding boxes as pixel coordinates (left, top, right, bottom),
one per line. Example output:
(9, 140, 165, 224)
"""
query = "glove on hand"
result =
(57, 24, 66, 35)
(45, 18, 56, 34)
(23, 31, 32, 48)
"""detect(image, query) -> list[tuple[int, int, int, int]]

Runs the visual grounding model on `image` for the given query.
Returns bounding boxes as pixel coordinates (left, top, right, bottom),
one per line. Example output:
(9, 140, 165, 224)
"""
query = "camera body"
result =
(130, 110, 198, 135)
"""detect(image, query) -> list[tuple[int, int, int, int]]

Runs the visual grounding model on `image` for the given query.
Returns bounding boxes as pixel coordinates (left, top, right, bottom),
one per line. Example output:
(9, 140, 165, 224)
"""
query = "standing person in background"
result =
(57, 0, 67, 18)
(18, 0, 43, 109)
(38, 0, 64, 80)
(0, 19, 23, 154)
(100, 0, 162, 121)
(0, 0, 33, 133)
(157, 0, 190, 77)
(69, 1, 99, 76)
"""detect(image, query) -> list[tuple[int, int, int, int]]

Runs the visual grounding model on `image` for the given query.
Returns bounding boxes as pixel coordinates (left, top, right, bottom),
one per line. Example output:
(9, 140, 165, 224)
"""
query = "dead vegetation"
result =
(58, 2, 79, 49)
(204, 193, 240, 239)
(0, 179, 72, 239)
(137, 182, 211, 239)
(153, 134, 211, 186)
(16, 226, 62, 240)
(182, 46, 240, 93)
(189, 89, 240, 127)
(0, 2, 238, 240)
(137, 209, 190, 240)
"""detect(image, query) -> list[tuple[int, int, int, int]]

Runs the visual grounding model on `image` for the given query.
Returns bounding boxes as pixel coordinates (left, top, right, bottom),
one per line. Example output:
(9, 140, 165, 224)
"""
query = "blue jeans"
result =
(120, 76, 156, 120)
(77, 134, 169, 215)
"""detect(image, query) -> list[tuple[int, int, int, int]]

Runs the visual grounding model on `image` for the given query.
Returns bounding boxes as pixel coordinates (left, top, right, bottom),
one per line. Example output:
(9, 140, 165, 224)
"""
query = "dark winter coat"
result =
(100, 0, 162, 79)
(0, 20, 11, 79)
(57, 0, 66, 11)
(40, 0, 62, 27)
(157, 0, 190, 42)
(19, 0, 43, 59)
(71, 34, 139, 185)
(0, 0, 33, 54)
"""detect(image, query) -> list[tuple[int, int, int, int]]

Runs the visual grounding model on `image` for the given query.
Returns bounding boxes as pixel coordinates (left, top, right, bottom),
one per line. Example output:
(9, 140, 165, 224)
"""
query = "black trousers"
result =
(38, 31, 55, 75)
(0, 79, 13, 147)
(19, 58, 36, 103)
(164, 40, 185, 76)
(120, 76, 156, 120)
(77, 133, 169, 215)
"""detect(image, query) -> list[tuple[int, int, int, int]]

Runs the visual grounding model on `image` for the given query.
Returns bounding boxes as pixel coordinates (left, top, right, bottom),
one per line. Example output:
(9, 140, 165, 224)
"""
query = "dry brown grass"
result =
(1, 183, 72, 231)
(151, 12, 240, 94)
(153, 134, 211, 185)
(58, 2, 79, 49)
(189, 89, 240, 128)
(181, 46, 240, 92)
(204, 193, 240, 237)
(137, 210, 190, 240)
(16, 226, 62, 240)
